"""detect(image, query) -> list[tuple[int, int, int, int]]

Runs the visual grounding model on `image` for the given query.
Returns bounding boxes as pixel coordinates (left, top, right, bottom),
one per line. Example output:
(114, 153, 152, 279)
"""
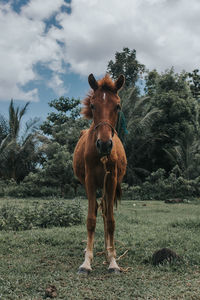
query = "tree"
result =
(107, 48, 146, 143)
(42, 143, 74, 197)
(0, 114, 8, 145)
(164, 126, 200, 180)
(0, 100, 40, 182)
(39, 96, 88, 196)
(41, 96, 88, 153)
(145, 68, 200, 172)
(107, 47, 145, 88)
(106, 48, 156, 183)
(106, 48, 161, 184)
(41, 96, 80, 135)
(122, 87, 161, 184)
(188, 69, 200, 101)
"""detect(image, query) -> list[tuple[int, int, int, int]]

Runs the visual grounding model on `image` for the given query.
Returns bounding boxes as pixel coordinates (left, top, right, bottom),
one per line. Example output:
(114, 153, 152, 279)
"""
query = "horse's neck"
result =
(88, 121, 96, 135)
(89, 123, 96, 135)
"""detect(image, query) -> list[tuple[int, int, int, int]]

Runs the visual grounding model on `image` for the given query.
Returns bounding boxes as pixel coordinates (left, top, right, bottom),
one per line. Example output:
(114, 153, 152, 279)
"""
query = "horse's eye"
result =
(116, 104, 121, 111)
(90, 104, 95, 110)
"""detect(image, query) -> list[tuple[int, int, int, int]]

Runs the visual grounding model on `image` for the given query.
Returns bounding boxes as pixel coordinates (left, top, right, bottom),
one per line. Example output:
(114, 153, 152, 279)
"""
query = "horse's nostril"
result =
(96, 139, 113, 154)
(108, 139, 113, 149)
(96, 139, 101, 149)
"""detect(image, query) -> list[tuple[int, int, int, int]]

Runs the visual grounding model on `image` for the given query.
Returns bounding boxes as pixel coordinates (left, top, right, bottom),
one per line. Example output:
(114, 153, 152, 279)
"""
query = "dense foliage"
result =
(0, 199, 83, 231)
(1, 48, 200, 200)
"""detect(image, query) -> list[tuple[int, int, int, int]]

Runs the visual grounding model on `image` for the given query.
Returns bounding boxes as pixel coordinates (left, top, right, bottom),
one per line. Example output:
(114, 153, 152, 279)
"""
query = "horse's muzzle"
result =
(96, 139, 113, 155)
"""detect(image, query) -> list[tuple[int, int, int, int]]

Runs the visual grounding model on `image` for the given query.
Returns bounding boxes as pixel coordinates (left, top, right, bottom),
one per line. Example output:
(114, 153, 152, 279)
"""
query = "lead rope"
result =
(99, 156, 131, 273)
(100, 156, 110, 261)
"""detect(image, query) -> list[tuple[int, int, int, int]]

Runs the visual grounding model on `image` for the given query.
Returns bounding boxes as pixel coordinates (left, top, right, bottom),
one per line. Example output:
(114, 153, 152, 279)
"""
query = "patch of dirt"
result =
(45, 285, 57, 298)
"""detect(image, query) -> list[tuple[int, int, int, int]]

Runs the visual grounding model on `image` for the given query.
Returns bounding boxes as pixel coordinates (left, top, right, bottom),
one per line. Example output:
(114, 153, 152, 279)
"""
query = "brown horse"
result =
(73, 73, 127, 274)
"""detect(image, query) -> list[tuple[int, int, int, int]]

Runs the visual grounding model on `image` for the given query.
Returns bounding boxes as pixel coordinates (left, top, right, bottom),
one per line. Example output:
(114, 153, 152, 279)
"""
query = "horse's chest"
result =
(92, 164, 107, 188)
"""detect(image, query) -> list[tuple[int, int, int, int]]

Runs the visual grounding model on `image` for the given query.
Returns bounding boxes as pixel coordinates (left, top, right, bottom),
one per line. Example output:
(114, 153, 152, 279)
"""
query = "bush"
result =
(2, 167, 200, 201)
(121, 183, 142, 200)
(0, 180, 7, 197)
(122, 169, 200, 200)
(0, 199, 83, 231)
(6, 182, 59, 198)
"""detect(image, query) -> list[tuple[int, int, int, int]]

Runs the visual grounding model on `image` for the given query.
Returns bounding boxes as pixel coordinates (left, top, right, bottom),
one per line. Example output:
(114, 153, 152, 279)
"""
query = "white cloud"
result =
(47, 73, 69, 96)
(59, 0, 200, 75)
(0, 0, 65, 102)
(0, 0, 200, 102)
(21, 0, 65, 21)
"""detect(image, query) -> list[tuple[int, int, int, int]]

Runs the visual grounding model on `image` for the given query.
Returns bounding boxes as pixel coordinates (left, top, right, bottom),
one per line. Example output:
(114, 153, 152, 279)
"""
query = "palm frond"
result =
(128, 108, 161, 134)
(19, 102, 30, 122)
(20, 117, 40, 144)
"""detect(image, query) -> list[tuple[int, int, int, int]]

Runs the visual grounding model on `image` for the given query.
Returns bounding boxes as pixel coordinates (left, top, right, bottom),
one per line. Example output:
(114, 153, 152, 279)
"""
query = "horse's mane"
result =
(98, 74, 116, 92)
(81, 74, 116, 119)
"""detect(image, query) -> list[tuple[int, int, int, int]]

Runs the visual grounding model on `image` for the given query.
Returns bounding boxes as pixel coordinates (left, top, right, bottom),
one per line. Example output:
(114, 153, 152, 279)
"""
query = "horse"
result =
(73, 73, 127, 274)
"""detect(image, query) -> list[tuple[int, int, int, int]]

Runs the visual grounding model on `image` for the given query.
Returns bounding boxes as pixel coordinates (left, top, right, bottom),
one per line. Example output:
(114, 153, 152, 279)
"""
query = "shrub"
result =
(122, 169, 200, 200)
(4, 181, 61, 198)
(0, 199, 83, 231)
(0, 180, 7, 197)
(121, 183, 142, 200)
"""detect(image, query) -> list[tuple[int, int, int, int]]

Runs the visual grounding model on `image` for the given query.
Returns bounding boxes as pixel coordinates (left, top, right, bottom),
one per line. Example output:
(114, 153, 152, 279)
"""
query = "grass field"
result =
(0, 197, 200, 299)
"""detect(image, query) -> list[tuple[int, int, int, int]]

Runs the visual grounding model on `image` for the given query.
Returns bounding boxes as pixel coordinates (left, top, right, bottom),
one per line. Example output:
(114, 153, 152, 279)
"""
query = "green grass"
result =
(0, 198, 200, 299)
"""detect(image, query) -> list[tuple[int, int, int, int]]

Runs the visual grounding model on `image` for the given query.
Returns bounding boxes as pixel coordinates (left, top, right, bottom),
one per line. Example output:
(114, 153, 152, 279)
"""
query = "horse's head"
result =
(82, 73, 125, 156)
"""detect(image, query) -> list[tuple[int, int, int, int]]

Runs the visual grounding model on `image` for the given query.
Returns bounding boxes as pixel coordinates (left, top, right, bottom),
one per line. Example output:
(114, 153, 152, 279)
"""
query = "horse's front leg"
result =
(106, 169, 121, 273)
(78, 173, 97, 274)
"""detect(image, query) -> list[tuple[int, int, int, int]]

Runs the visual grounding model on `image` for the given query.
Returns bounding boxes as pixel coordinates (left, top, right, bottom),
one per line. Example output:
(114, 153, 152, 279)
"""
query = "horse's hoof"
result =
(77, 267, 91, 275)
(108, 268, 121, 274)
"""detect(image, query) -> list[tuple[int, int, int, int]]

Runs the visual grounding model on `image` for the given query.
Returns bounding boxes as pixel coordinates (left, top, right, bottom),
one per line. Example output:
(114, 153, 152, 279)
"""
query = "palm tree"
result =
(119, 86, 161, 184)
(0, 100, 41, 182)
(164, 127, 200, 180)
(0, 114, 9, 145)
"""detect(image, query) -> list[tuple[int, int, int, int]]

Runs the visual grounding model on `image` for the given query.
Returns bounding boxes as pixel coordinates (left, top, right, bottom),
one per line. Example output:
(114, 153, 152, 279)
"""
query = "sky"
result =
(0, 0, 200, 123)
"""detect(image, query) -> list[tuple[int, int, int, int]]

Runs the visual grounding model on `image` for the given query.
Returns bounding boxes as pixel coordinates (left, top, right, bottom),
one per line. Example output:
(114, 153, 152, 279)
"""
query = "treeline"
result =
(0, 48, 200, 200)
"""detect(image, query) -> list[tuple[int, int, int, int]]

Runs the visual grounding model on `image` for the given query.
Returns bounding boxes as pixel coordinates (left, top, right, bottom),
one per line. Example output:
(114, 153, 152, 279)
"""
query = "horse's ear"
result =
(88, 74, 98, 91)
(115, 74, 125, 92)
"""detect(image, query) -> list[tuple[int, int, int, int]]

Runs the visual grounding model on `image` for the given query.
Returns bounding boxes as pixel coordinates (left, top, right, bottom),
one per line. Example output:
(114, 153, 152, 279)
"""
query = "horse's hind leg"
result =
(78, 174, 97, 274)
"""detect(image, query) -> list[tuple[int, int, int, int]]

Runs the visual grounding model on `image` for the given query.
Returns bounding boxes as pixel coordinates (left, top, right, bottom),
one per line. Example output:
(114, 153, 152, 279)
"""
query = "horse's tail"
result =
(114, 182, 122, 208)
